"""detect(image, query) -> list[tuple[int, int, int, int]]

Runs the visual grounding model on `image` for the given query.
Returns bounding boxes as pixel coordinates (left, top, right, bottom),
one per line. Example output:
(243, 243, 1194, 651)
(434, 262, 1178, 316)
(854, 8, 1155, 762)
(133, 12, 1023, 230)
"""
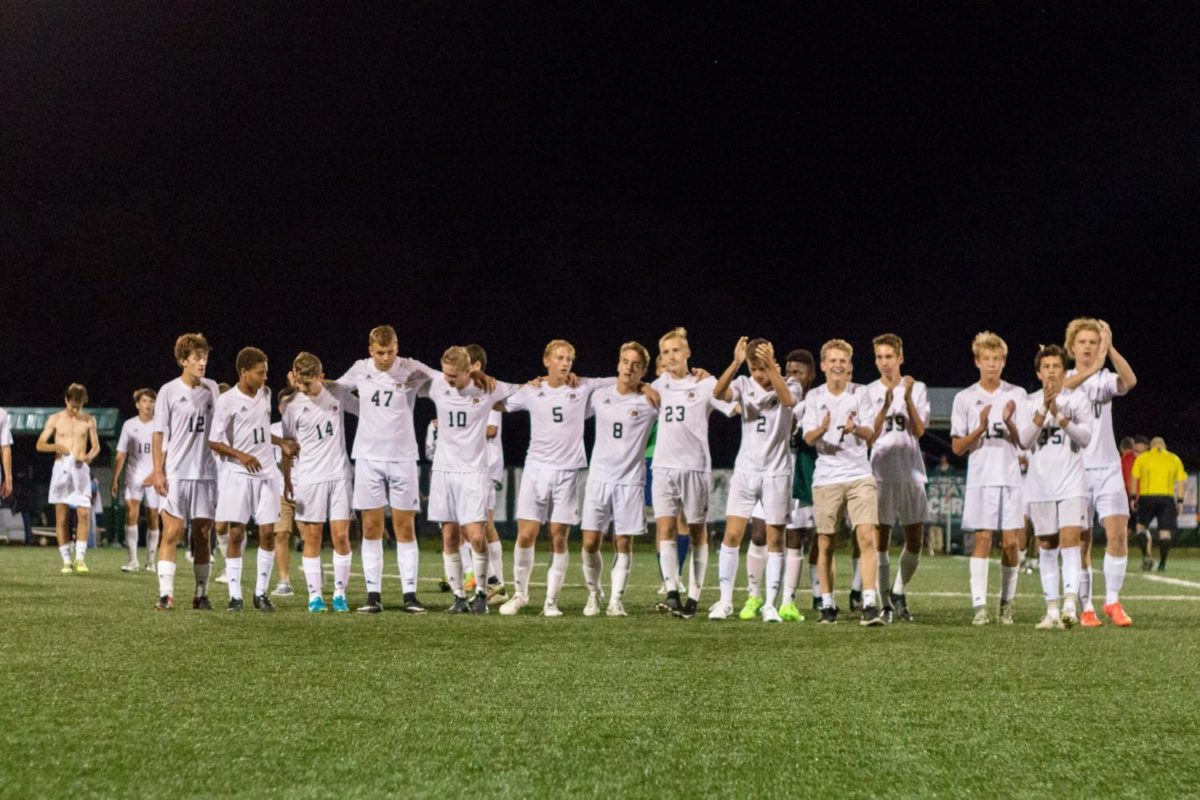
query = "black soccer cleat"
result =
(849, 589, 863, 613)
(819, 605, 838, 624)
(664, 590, 683, 616)
(470, 591, 489, 615)
(675, 598, 698, 620)
(155, 595, 174, 611)
(890, 590, 914, 622)
(227, 597, 244, 612)
(445, 596, 470, 614)
(253, 593, 275, 612)
(860, 605, 885, 626)
(882, 605, 894, 624)
(402, 593, 427, 614)
(357, 591, 383, 614)
(812, 595, 822, 613)
(438, 578, 452, 593)
(193, 596, 213, 610)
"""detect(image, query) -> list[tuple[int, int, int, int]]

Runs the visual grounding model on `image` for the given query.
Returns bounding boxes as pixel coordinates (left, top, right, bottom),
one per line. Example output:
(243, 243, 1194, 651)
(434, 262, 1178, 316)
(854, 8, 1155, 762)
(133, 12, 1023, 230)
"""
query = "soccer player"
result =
(1130, 437, 1187, 573)
(866, 334, 930, 622)
(709, 337, 798, 622)
(281, 352, 359, 613)
(950, 332, 1027, 626)
(420, 347, 518, 613)
(1061, 318, 1137, 626)
(332, 325, 432, 614)
(270, 386, 300, 596)
(111, 388, 161, 572)
(500, 340, 620, 616)
(650, 327, 735, 619)
(802, 340, 885, 625)
(467, 343, 509, 603)
(579, 342, 658, 617)
(1019, 345, 1093, 629)
(209, 347, 293, 612)
(36, 384, 101, 574)
(0, 406, 11, 501)
(777, 349, 819, 620)
(149, 334, 221, 609)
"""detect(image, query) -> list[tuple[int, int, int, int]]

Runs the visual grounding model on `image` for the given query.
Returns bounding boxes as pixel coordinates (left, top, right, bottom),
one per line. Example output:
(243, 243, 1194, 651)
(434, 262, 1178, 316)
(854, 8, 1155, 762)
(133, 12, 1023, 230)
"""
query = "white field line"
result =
(1139, 573, 1200, 591)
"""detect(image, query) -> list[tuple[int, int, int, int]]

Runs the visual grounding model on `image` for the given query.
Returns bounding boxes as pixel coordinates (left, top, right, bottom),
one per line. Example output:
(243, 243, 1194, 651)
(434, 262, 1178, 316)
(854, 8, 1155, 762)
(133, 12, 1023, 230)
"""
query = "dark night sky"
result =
(2, 3, 1197, 467)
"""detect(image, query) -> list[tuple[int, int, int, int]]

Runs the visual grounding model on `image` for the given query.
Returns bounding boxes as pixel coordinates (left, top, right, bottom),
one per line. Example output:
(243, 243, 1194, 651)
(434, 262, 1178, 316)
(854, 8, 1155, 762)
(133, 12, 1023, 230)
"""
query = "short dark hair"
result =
(465, 344, 487, 372)
(785, 349, 815, 369)
(236, 346, 268, 374)
(1033, 344, 1068, 371)
(1119, 437, 1135, 450)
(1134, 435, 1150, 446)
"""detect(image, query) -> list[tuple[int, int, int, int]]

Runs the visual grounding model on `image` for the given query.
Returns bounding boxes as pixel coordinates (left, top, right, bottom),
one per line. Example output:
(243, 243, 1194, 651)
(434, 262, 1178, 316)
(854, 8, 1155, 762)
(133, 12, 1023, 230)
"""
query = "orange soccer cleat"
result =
(1079, 609, 1103, 628)
(1104, 602, 1133, 627)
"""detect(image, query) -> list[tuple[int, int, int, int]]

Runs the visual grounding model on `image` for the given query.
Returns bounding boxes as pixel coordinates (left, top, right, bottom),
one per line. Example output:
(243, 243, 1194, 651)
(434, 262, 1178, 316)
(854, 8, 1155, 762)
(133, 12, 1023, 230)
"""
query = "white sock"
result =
(611, 552, 631, 600)
(459, 542, 474, 576)
(688, 541, 708, 602)
(1104, 555, 1127, 605)
(255, 548, 274, 596)
(582, 549, 602, 594)
(362, 538, 383, 594)
(850, 557, 862, 592)
(718, 545, 739, 606)
(59, 544, 72, 565)
(1061, 545, 1082, 596)
(783, 548, 802, 603)
(514, 545, 535, 599)
(442, 552, 464, 598)
(821, 592, 834, 609)
(1000, 564, 1018, 604)
(157, 560, 176, 596)
(658, 540, 680, 593)
(546, 551, 568, 605)
(332, 551, 352, 598)
(487, 539, 505, 586)
(969, 557, 989, 608)
(1046, 599, 1061, 619)
(746, 543, 767, 598)
(126, 525, 139, 563)
(147, 528, 160, 562)
(471, 546, 489, 592)
(863, 588, 877, 608)
(1038, 547, 1060, 603)
(877, 551, 890, 602)
(894, 548, 919, 594)
(764, 551, 783, 609)
(302, 556, 323, 601)
(1079, 566, 1094, 611)
(226, 553, 243, 601)
(75, 539, 87, 561)
(217, 532, 229, 561)
(809, 564, 821, 598)
(397, 539, 419, 594)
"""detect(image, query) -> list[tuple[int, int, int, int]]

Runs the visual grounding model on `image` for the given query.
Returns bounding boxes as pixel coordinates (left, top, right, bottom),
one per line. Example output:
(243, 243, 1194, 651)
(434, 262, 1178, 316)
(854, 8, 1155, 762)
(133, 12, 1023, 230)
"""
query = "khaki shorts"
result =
(813, 478, 878, 534)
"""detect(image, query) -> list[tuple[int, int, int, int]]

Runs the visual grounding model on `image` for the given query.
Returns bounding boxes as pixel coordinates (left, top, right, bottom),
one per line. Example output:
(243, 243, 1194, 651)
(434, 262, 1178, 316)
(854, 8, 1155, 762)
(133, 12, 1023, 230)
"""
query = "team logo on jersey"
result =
(471, 397, 480, 405)
(603, 398, 612, 405)
(569, 393, 577, 400)
(332, 404, 339, 412)
(974, 400, 984, 407)
(687, 392, 695, 400)
(180, 397, 188, 405)
(630, 410, 639, 417)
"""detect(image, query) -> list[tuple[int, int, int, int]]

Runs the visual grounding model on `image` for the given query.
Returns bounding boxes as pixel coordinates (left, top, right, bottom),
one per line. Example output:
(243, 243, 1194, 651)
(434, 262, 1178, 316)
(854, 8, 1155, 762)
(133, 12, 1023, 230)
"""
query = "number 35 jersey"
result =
(334, 358, 432, 463)
(281, 385, 358, 484)
(867, 379, 930, 484)
(951, 381, 1028, 488)
(153, 377, 221, 481)
(1023, 388, 1093, 502)
(586, 385, 658, 485)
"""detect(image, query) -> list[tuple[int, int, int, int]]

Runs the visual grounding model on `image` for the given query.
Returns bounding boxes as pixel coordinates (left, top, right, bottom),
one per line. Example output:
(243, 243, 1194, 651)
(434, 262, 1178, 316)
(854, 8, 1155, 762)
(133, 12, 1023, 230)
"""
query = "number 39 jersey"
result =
(281, 385, 358, 484)
(506, 378, 614, 470)
(951, 381, 1028, 488)
(867, 379, 930, 484)
(586, 384, 657, 485)
(153, 377, 220, 481)
(210, 385, 277, 479)
(1023, 388, 1093, 502)
(649, 373, 736, 472)
(334, 357, 432, 463)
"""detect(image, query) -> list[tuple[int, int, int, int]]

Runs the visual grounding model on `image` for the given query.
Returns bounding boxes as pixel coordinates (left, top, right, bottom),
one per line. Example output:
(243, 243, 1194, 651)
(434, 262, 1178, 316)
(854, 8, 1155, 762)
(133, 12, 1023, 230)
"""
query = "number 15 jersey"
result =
(950, 381, 1028, 488)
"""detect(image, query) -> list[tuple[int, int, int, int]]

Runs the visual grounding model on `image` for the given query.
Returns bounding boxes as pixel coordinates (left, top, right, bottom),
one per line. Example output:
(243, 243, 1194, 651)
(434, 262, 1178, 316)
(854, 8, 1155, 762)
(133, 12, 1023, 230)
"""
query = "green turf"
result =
(2, 542, 1198, 799)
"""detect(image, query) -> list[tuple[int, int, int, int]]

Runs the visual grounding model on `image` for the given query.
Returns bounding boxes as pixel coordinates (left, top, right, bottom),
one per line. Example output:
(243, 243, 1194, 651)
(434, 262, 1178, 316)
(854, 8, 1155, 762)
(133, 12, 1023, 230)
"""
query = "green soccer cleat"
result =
(61, 564, 74, 575)
(73, 560, 90, 575)
(778, 602, 804, 622)
(739, 595, 764, 620)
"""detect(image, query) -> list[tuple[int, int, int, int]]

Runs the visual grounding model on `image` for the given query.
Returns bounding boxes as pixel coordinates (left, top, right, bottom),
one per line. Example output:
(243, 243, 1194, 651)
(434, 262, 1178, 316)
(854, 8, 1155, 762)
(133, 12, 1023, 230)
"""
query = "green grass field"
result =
(2, 542, 1198, 799)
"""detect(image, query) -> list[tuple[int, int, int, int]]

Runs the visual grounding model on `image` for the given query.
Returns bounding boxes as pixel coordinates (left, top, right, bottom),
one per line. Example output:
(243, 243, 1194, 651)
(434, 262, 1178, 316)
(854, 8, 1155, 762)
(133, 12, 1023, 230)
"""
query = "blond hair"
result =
(1150, 436, 1166, 450)
(174, 332, 210, 364)
(1063, 317, 1102, 358)
(441, 346, 471, 371)
(543, 339, 576, 361)
(658, 327, 689, 349)
(820, 339, 853, 361)
(369, 325, 397, 347)
(292, 352, 323, 379)
(619, 341, 650, 368)
(872, 333, 903, 357)
(971, 331, 1008, 358)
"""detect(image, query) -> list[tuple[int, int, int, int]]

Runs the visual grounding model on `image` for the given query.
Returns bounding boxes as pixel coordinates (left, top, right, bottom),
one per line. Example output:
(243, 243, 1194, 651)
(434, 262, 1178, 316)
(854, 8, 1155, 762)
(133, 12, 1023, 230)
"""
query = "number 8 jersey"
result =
(586, 384, 658, 485)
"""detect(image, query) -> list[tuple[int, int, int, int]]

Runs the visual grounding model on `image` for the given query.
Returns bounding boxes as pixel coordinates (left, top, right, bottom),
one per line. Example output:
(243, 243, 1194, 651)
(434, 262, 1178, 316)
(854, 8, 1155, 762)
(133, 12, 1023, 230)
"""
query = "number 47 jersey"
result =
(951, 381, 1028, 488)
(334, 358, 432, 463)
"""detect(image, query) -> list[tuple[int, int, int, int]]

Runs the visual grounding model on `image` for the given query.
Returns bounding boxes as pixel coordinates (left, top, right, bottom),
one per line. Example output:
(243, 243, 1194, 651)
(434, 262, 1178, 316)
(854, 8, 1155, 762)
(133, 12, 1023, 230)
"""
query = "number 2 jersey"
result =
(281, 385, 358, 484)
(729, 375, 802, 477)
(950, 381, 1028, 488)
(153, 377, 221, 481)
(210, 385, 278, 480)
(1022, 387, 1093, 502)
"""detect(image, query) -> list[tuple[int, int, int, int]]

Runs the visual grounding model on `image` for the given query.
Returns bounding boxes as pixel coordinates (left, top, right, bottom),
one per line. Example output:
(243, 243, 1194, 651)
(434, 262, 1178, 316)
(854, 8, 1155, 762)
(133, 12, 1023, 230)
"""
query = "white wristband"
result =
(1037, 404, 1048, 417)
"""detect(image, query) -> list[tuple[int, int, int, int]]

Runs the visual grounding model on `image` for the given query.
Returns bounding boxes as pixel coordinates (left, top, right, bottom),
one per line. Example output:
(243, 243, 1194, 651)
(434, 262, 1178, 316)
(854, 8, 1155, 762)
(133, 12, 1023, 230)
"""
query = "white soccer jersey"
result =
(730, 375, 801, 477)
(281, 385, 358, 484)
(801, 383, 875, 486)
(1067, 368, 1126, 469)
(950, 381, 1027, 488)
(117, 417, 156, 485)
(211, 385, 277, 479)
(271, 421, 284, 467)
(486, 409, 504, 483)
(1023, 388, 1093, 502)
(334, 357, 431, 462)
(506, 378, 614, 470)
(587, 384, 658, 485)
(0, 407, 12, 448)
(649, 373, 736, 472)
(153, 377, 220, 481)
(867, 379, 930, 484)
(425, 373, 519, 474)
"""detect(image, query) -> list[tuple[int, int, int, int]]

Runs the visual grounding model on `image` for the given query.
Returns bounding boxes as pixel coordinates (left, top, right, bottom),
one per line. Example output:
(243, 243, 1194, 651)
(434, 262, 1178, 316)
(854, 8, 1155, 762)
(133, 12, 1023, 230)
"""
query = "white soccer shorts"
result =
(161, 478, 218, 524)
(123, 480, 161, 510)
(1085, 466, 1130, 521)
(1029, 497, 1089, 537)
(787, 500, 814, 531)
(428, 471, 490, 525)
(876, 481, 930, 528)
(581, 479, 646, 536)
(725, 471, 791, 526)
(962, 485, 1025, 532)
(48, 456, 92, 507)
(292, 478, 353, 524)
(216, 471, 282, 526)
(651, 467, 710, 525)
(353, 458, 420, 512)
(516, 467, 581, 526)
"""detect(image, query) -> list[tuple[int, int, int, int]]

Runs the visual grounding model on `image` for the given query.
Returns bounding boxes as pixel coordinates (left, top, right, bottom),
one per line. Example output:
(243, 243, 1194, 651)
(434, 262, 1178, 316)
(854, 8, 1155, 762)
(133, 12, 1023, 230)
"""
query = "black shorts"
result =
(1137, 495, 1178, 530)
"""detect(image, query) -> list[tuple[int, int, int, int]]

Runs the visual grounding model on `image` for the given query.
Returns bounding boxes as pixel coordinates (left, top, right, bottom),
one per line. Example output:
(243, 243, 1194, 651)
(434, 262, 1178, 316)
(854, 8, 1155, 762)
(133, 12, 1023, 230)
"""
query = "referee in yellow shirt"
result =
(1130, 437, 1187, 572)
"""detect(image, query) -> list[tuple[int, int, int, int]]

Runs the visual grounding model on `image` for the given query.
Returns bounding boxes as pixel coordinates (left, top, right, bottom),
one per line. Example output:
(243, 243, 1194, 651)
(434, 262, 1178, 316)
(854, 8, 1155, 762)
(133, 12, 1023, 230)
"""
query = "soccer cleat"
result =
(818, 606, 838, 624)
(890, 591, 914, 622)
(253, 594, 275, 612)
(971, 606, 991, 626)
(739, 595, 764, 621)
(121, 561, 140, 573)
(1061, 607, 1079, 628)
(882, 605, 895, 624)
(308, 596, 329, 613)
(74, 560, 90, 575)
(664, 591, 683, 616)
(606, 599, 628, 617)
(812, 595, 822, 613)
(464, 573, 477, 594)
(357, 592, 383, 614)
(1157, 562, 1166, 573)
(778, 602, 804, 622)
(675, 598, 698, 620)
(215, 570, 229, 584)
(446, 596, 471, 614)
(470, 592, 489, 615)
(656, 581, 668, 596)
(583, 591, 602, 617)
(499, 594, 529, 616)
(761, 605, 782, 623)
(1035, 614, 1064, 630)
(707, 602, 734, 620)
(145, 561, 157, 572)
(271, 582, 294, 597)
(486, 581, 508, 605)
(155, 594, 174, 611)
(848, 589, 863, 612)
(61, 564, 74, 575)
(998, 601, 1014, 625)
(193, 596, 213, 610)
(227, 597, 244, 612)
(402, 594, 427, 614)
(1141, 556, 1154, 573)
(1104, 602, 1133, 627)
(438, 577, 452, 593)
(331, 595, 350, 613)
(1079, 609, 1102, 628)
(542, 601, 564, 618)
(860, 605, 885, 627)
